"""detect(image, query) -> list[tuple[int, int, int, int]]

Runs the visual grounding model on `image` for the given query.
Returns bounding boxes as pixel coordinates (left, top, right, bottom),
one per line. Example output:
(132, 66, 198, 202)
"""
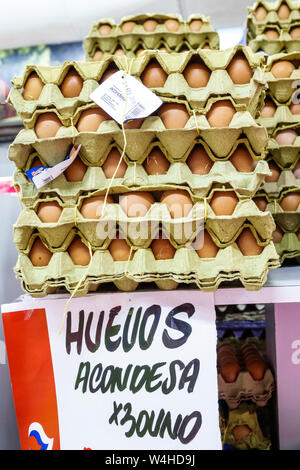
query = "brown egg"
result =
(290, 27, 300, 39)
(60, 68, 83, 98)
(135, 48, 146, 57)
(34, 113, 62, 138)
(253, 197, 267, 211)
(189, 19, 203, 31)
(183, 58, 211, 88)
(68, 236, 91, 266)
(165, 19, 180, 31)
(278, 3, 290, 19)
(275, 129, 298, 145)
(29, 238, 53, 266)
(143, 19, 158, 32)
(121, 21, 136, 33)
(226, 54, 253, 84)
(293, 160, 300, 178)
(144, 148, 170, 175)
(265, 29, 280, 39)
(232, 425, 251, 442)
(271, 60, 295, 78)
(245, 358, 266, 380)
(195, 230, 219, 258)
(202, 44, 211, 50)
(230, 145, 256, 172)
(109, 238, 133, 261)
(210, 191, 239, 216)
(76, 108, 110, 132)
(272, 226, 284, 243)
(23, 72, 44, 101)
(114, 48, 125, 56)
(119, 192, 155, 217)
(255, 6, 268, 21)
(159, 47, 169, 53)
(289, 103, 300, 114)
(123, 118, 144, 129)
(64, 157, 87, 182)
(36, 200, 62, 223)
(218, 354, 238, 367)
(220, 361, 241, 383)
(92, 50, 104, 61)
(186, 145, 213, 174)
(160, 190, 193, 218)
(99, 64, 119, 83)
(140, 59, 168, 88)
(206, 100, 236, 127)
(102, 148, 127, 178)
(261, 99, 276, 118)
(240, 343, 258, 354)
(80, 195, 114, 219)
(280, 192, 300, 211)
(151, 237, 176, 259)
(98, 24, 112, 35)
(265, 161, 281, 182)
(217, 343, 236, 354)
(29, 157, 43, 169)
(237, 228, 263, 256)
(157, 103, 190, 129)
(243, 351, 262, 363)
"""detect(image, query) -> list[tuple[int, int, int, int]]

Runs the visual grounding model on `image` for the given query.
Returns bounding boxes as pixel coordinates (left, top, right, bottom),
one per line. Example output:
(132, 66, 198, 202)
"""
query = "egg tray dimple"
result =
(13, 242, 280, 297)
(247, 33, 300, 55)
(13, 190, 276, 252)
(257, 105, 300, 135)
(83, 13, 220, 59)
(247, 0, 300, 39)
(8, 47, 267, 123)
(264, 123, 300, 168)
(260, 168, 300, 198)
(14, 153, 271, 207)
(222, 404, 272, 450)
(262, 52, 300, 104)
(8, 112, 269, 170)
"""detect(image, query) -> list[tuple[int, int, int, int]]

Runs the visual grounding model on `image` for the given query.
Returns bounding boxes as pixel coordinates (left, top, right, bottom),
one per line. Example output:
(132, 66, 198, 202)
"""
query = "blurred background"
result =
(0, 0, 268, 450)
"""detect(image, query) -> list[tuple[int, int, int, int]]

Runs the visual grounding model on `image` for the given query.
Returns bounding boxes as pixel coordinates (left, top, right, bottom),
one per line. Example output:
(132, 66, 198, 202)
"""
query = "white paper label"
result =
(90, 70, 162, 125)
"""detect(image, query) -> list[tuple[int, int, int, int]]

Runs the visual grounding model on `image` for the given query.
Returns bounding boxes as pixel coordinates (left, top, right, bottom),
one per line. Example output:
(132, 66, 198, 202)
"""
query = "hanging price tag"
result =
(25, 144, 81, 189)
(90, 70, 162, 125)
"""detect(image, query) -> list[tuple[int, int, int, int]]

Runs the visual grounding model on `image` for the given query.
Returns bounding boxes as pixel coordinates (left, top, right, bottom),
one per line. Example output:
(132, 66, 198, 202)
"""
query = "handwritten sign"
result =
(2, 291, 221, 450)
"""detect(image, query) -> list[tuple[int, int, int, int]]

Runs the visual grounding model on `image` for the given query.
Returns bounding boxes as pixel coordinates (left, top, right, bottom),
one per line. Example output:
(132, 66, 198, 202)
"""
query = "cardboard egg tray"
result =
(8, 110, 269, 169)
(8, 47, 267, 123)
(247, 0, 300, 39)
(260, 166, 300, 198)
(13, 190, 276, 252)
(217, 339, 275, 409)
(262, 52, 300, 104)
(247, 31, 300, 55)
(257, 105, 300, 134)
(83, 14, 220, 60)
(13, 240, 280, 297)
(13, 149, 270, 207)
(273, 230, 300, 262)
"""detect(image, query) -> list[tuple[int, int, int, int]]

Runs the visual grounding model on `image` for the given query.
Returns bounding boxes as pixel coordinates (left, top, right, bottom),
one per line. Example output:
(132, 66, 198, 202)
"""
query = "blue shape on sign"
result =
(29, 429, 49, 450)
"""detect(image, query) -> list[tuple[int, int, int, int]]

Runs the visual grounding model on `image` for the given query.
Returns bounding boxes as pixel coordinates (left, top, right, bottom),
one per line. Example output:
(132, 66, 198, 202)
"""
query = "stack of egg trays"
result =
(256, 51, 300, 263)
(8, 46, 280, 297)
(247, 0, 300, 55)
(217, 338, 275, 409)
(83, 13, 220, 61)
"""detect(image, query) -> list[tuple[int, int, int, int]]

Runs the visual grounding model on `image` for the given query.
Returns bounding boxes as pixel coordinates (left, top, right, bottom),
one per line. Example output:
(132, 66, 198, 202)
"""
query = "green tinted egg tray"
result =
(274, 231, 300, 262)
(14, 146, 270, 206)
(257, 105, 300, 133)
(8, 113, 269, 170)
(260, 162, 300, 197)
(247, 35, 300, 55)
(83, 13, 219, 56)
(256, 189, 300, 230)
(9, 47, 266, 122)
(13, 189, 276, 252)
(247, 0, 300, 37)
(14, 242, 280, 297)
(262, 52, 300, 104)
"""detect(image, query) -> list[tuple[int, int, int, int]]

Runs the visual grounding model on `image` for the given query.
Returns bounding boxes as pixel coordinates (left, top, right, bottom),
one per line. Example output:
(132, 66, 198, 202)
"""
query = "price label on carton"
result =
(25, 144, 81, 189)
(90, 70, 162, 125)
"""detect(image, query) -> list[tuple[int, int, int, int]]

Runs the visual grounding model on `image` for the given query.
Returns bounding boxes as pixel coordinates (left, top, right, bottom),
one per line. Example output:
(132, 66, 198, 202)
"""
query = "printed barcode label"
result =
(90, 70, 162, 125)
(42, 176, 54, 184)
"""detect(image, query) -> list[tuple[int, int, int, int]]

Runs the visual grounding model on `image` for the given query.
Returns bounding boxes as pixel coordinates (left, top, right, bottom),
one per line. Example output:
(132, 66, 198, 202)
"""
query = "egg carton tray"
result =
(260, 168, 300, 198)
(273, 231, 300, 262)
(14, 150, 270, 207)
(8, 47, 266, 123)
(265, 123, 300, 168)
(247, 0, 300, 38)
(14, 242, 280, 297)
(262, 51, 300, 104)
(247, 32, 300, 55)
(8, 111, 269, 169)
(13, 191, 276, 251)
(83, 13, 219, 59)
(257, 105, 300, 135)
